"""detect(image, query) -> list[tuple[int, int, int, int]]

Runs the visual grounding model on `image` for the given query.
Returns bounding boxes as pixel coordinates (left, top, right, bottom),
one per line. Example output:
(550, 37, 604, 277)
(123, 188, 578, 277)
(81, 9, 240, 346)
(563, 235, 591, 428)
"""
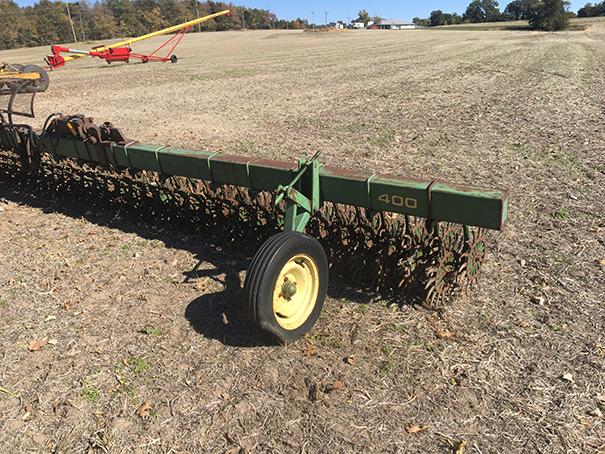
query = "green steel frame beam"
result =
(0, 130, 509, 231)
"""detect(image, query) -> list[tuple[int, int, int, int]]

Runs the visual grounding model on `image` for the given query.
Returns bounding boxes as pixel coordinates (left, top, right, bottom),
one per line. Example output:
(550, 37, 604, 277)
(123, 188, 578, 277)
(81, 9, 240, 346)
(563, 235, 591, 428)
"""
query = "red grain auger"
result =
(46, 10, 230, 69)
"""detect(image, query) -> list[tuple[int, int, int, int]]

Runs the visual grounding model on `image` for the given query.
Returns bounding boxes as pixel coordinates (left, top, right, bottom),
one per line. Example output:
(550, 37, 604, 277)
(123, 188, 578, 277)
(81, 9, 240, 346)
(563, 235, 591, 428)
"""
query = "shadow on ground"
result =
(0, 172, 375, 347)
(183, 261, 272, 348)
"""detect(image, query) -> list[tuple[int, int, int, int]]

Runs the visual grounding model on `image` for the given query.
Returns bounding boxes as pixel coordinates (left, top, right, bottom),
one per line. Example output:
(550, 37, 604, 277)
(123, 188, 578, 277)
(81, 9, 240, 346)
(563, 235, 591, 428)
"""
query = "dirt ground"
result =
(1, 18, 605, 453)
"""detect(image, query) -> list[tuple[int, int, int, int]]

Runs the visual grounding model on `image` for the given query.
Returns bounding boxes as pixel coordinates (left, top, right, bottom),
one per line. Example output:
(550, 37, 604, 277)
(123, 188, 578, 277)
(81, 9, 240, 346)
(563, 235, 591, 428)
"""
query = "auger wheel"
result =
(243, 231, 328, 344)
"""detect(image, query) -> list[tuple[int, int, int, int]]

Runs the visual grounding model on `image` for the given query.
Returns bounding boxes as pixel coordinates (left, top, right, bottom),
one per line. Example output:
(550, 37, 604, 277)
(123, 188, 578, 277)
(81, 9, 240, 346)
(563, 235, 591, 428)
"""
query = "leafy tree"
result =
(412, 17, 430, 26)
(105, 0, 143, 36)
(527, 0, 570, 30)
(89, 3, 117, 40)
(444, 13, 464, 24)
(464, 0, 503, 22)
(578, 1, 605, 16)
(465, 0, 484, 22)
(0, 0, 22, 50)
(430, 10, 446, 26)
(140, 6, 165, 31)
(357, 9, 371, 25)
(33, 0, 75, 43)
(504, 0, 534, 19)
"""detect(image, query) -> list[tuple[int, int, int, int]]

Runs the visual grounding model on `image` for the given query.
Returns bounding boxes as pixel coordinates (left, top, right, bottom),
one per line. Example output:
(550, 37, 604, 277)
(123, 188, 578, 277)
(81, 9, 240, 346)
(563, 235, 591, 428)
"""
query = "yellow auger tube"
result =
(95, 10, 231, 50)
(0, 64, 41, 80)
(0, 72, 41, 81)
(59, 9, 231, 64)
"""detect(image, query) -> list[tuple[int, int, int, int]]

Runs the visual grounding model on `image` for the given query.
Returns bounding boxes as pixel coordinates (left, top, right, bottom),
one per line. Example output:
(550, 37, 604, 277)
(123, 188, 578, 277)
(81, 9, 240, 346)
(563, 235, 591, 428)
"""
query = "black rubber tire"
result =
(244, 231, 328, 344)
(21, 64, 49, 93)
(170, 55, 178, 64)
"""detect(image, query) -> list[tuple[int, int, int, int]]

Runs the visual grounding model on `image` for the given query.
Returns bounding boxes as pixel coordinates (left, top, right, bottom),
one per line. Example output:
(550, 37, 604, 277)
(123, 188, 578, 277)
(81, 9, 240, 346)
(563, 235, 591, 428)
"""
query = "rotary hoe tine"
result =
(1, 115, 504, 312)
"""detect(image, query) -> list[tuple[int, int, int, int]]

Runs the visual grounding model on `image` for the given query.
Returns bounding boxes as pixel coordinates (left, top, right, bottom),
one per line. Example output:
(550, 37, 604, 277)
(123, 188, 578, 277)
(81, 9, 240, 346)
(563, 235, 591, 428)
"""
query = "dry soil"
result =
(0, 19, 604, 453)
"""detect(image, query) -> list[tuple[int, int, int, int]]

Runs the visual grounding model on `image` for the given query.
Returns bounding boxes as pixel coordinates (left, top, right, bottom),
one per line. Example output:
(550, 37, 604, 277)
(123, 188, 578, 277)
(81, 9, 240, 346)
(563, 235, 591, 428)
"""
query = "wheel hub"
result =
(281, 280, 298, 299)
(273, 254, 320, 330)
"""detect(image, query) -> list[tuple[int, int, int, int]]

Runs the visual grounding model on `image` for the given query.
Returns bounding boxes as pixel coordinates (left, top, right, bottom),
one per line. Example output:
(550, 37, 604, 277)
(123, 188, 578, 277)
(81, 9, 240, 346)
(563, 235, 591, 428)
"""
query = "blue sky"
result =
(13, 0, 587, 21)
(244, 1, 587, 21)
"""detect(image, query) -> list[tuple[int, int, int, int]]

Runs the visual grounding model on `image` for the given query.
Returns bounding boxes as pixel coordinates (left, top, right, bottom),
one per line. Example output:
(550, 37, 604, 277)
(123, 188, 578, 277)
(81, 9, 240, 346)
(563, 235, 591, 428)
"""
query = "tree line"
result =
(577, 1, 605, 16)
(413, 0, 573, 31)
(0, 0, 309, 51)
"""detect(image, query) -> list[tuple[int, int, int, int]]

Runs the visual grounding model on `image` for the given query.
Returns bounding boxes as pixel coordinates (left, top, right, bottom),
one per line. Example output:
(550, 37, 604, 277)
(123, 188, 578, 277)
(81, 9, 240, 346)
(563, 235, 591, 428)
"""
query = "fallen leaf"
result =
(28, 339, 48, 352)
(343, 355, 355, 365)
(44, 315, 56, 322)
(135, 401, 152, 418)
(406, 424, 429, 434)
(456, 441, 466, 454)
(303, 343, 317, 357)
(48, 339, 58, 346)
(597, 393, 605, 403)
(589, 407, 603, 418)
(435, 328, 455, 339)
(561, 373, 574, 383)
(324, 380, 344, 394)
(194, 280, 207, 291)
(518, 319, 531, 328)
(596, 259, 605, 266)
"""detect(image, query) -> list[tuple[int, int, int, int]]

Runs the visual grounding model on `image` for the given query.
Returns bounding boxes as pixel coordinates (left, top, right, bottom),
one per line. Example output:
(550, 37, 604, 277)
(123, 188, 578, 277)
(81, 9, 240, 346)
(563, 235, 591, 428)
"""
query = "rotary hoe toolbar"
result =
(0, 98, 508, 344)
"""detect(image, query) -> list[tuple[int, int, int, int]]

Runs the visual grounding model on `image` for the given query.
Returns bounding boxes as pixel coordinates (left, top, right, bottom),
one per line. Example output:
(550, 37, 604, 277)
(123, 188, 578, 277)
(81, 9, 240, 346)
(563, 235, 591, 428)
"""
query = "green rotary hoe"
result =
(0, 76, 508, 344)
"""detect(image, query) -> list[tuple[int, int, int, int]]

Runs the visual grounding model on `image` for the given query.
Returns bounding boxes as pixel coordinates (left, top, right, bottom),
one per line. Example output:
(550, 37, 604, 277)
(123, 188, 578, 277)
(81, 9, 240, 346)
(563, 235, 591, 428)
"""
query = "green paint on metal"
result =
(278, 155, 322, 233)
(13, 132, 509, 231)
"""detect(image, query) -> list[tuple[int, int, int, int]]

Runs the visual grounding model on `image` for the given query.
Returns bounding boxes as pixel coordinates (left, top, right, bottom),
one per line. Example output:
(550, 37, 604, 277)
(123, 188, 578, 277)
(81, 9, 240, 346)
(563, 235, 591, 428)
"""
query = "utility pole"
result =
(325, 11, 328, 27)
(66, 3, 78, 43)
(78, 10, 86, 42)
(194, 0, 202, 33)
(311, 11, 315, 29)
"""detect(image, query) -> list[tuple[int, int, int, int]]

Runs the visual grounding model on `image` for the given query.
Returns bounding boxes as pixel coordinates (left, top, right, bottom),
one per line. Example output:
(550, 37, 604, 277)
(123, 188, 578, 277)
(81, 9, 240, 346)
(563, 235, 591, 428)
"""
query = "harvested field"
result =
(1, 18, 605, 453)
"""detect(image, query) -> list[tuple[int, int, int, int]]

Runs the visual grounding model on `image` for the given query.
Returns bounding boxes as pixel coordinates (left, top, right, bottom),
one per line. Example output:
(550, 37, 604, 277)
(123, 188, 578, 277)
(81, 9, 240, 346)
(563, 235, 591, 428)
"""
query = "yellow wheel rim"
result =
(272, 254, 320, 331)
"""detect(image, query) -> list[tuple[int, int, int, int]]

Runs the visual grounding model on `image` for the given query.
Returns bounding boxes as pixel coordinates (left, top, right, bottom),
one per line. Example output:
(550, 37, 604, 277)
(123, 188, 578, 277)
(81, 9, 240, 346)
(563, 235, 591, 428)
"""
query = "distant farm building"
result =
(374, 19, 417, 30)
